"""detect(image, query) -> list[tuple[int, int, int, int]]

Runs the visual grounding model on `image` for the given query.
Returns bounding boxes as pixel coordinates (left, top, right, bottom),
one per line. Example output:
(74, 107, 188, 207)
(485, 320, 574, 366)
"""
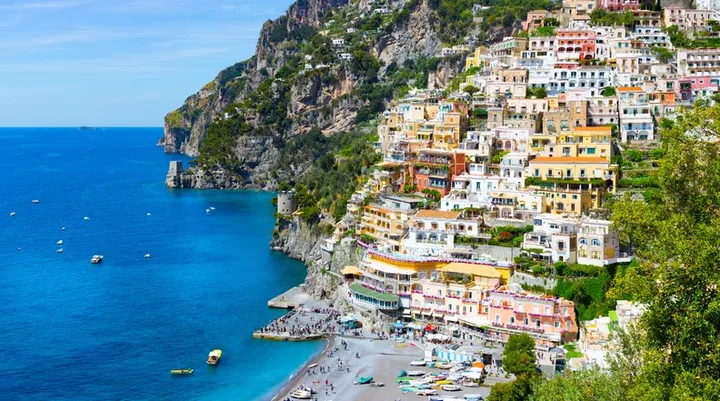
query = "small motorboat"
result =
(170, 369, 193, 375)
(442, 384, 462, 391)
(10, 212, 15, 216)
(90, 255, 103, 264)
(370, 381, 385, 387)
(463, 380, 480, 387)
(144, 253, 151, 258)
(406, 370, 425, 377)
(355, 376, 373, 385)
(209, 207, 216, 210)
(207, 349, 222, 365)
(205, 209, 211, 214)
(410, 360, 426, 366)
(83, 216, 90, 221)
(417, 389, 437, 396)
(146, 212, 151, 216)
(289, 389, 312, 399)
(61, 227, 66, 231)
(32, 199, 39, 204)
(57, 240, 63, 246)
(56, 249, 64, 253)
(464, 394, 484, 400)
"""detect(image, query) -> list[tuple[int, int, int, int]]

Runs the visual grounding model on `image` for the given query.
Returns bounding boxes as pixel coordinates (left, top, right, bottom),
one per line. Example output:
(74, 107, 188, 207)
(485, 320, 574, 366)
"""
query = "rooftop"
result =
(415, 210, 462, 219)
(530, 156, 609, 164)
(440, 262, 503, 278)
(349, 282, 399, 302)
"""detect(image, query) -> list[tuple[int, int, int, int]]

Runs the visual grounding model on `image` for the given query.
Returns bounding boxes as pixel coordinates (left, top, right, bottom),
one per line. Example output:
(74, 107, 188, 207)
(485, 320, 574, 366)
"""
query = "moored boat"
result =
(56, 249, 63, 253)
(10, 212, 15, 216)
(442, 384, 462, 391)
(410, 360, 426, 366)
(32, 199, 39, 204)
(207, 349, 222, 365)
(289, 389, 312, 399)
(57, 240, 63, 246)
(170, 368, 194, 375)
(90, 255, 103, 264)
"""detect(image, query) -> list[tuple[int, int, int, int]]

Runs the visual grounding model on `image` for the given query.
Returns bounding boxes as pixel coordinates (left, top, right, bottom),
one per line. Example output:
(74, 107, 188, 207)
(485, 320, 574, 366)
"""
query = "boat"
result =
(307, 363, 318, 369)
(370, 381, 385, 387)
(205, 209, 211, 213)
(83, 216, 90, 221)
(170, 369, 194, 375)
(146, 212, 151, 216)
(442, 385, 462, 391)
(32, 199, 39, 204)
(78, 126, 97, 131)
(207, 349, 222, 365)
(410, 360, 426, 366)
(56, 249, 64, 253)
(144, 253, 151, 258)
(406, 370, 425, 376)
(464, 395, 484, 400)
(417, 389, 438, 396)
(355, 376, 373, 385)
(10, 212, 15, 216)
(90, 255, 103, 264)
(463, 381, 479, 387)
(61, 227, 66, 231)
(289, 389, 312, 399)
(57, 240, 63, 246)
(209, 207, 216, 210)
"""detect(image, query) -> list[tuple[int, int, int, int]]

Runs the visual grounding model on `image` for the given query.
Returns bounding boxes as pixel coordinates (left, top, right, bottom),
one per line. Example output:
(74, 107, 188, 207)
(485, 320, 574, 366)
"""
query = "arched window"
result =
(510, 316, 515, 324)
(579, 237, 587, 245)
(591, 239, 601, 246)
(579, 248, 587, 257)
(414, 300, 419, 307)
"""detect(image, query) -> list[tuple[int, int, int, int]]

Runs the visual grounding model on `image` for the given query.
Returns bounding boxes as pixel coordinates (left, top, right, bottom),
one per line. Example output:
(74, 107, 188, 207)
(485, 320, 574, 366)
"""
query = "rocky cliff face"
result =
(161, 0, 466, 189)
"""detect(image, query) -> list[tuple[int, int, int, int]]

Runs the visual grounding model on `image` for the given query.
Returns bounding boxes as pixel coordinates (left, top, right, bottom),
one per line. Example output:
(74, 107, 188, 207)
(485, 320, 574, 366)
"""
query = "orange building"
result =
(412, 149, 466, 196)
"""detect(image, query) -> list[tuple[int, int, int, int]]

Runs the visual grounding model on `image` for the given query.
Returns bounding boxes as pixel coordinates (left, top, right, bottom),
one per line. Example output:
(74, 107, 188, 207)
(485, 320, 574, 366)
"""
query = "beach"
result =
(271, 335, 495, 401)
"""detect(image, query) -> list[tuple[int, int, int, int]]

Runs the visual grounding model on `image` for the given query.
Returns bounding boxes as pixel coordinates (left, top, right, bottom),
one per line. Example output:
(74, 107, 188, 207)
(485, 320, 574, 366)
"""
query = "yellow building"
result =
(465, 46, 487, 70)
(359, 204, 415, 251)
(433, 111, 466, 149)
(526, 156, 617, 214)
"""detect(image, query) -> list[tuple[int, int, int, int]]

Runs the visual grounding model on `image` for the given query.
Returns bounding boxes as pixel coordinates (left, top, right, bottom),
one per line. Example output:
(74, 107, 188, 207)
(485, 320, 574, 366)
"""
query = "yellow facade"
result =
(360, 205, 414, 248)
(465, 47, 486, 70)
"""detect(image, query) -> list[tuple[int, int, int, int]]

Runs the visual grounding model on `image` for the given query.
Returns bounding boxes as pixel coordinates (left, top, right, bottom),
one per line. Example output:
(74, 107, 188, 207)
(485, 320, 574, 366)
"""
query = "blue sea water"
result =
(0, 127, 322, 401)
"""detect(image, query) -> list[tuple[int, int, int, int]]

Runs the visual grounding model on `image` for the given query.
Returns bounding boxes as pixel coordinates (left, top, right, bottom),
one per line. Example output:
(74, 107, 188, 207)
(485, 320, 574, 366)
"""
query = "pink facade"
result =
(485, 288, 578, 345)
(599, 0, 638, 11)
(556, 30, 597, 60)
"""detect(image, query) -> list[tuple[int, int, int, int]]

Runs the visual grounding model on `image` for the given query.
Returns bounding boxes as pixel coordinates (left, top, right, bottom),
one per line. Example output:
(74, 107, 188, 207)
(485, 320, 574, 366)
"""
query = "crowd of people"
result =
(254, 306, 340, 338)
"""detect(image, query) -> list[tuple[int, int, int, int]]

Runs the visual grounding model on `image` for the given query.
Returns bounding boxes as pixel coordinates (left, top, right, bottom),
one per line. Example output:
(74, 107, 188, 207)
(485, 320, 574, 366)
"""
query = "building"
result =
(576, 217, 629, 266)
(412, 149, 467, 196)
(664, 8, 714, 32)
(404, 209, 492, 257)
(359, 200, 417, 251)
(542, 99, 588, 135)
(555, 29, 597, 61)
(523, 10, 550, 32)
(618, 86, 655, 142)
(677, 48, 720, 76)
(599, 0, 638, 12)
(523, 214, 580, 263)
(489, 37, 528, 58)
(480, 284, 578, 347)
(277, 191, 298, 215)
(500, 152, 531, 190)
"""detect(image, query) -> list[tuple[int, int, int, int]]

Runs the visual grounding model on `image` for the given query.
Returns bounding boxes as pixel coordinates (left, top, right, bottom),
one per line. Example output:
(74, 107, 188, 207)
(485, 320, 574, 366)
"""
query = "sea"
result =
(0, 127, 323, 401)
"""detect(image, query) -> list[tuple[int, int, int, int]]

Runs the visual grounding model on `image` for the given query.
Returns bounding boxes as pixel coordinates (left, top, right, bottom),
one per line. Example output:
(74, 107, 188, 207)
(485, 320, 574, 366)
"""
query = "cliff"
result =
(161, 0, 470, 189)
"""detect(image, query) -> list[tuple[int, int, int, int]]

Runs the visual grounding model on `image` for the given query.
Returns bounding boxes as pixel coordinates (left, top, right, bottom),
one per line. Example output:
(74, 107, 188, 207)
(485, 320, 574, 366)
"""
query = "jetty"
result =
(253, 301, 340, 342)
(267, 285, 312, 309)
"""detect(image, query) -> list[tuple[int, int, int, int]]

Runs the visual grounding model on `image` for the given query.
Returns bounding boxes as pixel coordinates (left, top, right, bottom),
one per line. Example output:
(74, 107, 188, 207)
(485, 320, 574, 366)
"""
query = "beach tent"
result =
(394, 321, 404, 329)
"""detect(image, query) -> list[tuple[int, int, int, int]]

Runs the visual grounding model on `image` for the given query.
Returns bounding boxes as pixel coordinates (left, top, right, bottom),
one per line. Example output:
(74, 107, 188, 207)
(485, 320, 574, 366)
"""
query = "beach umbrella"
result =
(394, 321, 404, 329)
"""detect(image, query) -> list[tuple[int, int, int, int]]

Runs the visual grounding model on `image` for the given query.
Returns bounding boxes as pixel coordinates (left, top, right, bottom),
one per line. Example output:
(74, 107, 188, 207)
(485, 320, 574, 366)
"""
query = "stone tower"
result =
(277, 191, 298, 215)
(166, 161, 184, 188)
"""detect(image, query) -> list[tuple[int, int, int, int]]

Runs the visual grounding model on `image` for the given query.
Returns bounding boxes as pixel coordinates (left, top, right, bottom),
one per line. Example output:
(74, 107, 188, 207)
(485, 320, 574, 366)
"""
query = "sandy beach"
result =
(270, 335, 494, 401)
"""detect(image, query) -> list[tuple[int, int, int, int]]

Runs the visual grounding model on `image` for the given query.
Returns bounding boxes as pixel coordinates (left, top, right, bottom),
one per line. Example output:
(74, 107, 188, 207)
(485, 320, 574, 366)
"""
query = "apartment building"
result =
(412, 149, 467, 196)
(618, 86, 655, 142)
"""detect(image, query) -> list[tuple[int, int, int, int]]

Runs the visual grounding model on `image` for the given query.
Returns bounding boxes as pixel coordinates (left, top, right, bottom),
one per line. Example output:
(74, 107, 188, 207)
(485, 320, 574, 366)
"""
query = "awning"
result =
(445, 315, 459, 322)
(422, 310, 432, 316)
(349, 282, 399, 302)
(402, 310, 412, 316)
(341, 265, 361, 275)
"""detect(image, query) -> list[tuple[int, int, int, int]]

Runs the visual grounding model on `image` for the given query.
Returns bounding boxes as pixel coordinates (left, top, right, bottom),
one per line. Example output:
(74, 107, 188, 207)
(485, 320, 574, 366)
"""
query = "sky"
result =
(0, 0, 294, 127)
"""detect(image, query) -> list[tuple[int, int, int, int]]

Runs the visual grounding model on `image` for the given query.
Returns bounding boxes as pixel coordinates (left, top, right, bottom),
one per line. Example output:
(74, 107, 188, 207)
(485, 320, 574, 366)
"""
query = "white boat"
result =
(205, 209, 211, 213)
(417, 389, 437, 396)
(464, 394, 484, 400)
(144, 253, 151, 258)
(442, 385, 462, 391)
(91, 255, 103, 264)
(10, 212, 15, 216)
(32, 199, 39, 204)
(146, 212, 151, 216)
(61, 227, 66, 231)
(83, 217, 90, 221)
(209, 207, 216, 210)
(406, 370, 425, 376)
(463, 381, 479, 387)
(56, 249, 63, 253)
(289, 389, 312, 399)
(57, 240, 63, 246)
(410, 360, 426, 366)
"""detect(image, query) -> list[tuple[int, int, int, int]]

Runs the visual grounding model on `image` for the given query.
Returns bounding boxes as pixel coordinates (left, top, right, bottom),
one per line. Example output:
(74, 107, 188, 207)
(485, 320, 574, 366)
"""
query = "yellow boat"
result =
(207, 349, 222, 365)
(170, 369, 194, 375)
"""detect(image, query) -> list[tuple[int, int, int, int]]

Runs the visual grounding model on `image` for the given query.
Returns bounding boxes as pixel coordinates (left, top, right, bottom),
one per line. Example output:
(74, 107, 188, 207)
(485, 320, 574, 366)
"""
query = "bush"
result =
(624, 149, 644, 162)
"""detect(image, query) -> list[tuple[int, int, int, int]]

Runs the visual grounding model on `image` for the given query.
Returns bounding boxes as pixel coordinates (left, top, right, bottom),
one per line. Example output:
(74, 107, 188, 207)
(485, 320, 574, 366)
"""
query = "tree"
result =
(611, 101, 720, 399)
(531, 369, 624, 401)
(464, 85, 480, 96)
(527, 86, 548, 99)
(601, 86, 617, 97)
(651, 46, 674, 63)
(489, 375, 540, 401)
(502, 333, 537, 376)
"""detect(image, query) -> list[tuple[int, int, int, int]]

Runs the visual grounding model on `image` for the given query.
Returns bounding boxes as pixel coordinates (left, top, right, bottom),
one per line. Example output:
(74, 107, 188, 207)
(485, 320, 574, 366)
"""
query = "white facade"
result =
(523, 214, 580, 263)
(441, 174, 502, 211)
(499, 152, 529, 190)
(576, 218, 629, 266)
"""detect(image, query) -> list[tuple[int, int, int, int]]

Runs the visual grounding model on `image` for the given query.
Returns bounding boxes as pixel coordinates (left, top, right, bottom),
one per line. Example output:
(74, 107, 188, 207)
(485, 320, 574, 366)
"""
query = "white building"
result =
(523, 214, 580, 264)
(441, 174, 502, 211)
(499, 152, 530, 190)
(576, 218, 630, 266)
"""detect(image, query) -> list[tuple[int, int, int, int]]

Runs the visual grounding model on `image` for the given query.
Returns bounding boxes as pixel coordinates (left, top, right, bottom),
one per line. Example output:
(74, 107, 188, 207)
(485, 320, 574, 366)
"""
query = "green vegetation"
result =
(491, 150, 509, 164)
(526, 86, 548, 99)
(666, 24, 720, 48)
(530, 26, 556, 37)
(601, 86, 616, 97)
(489, 225, 533, 247)
(488, 333, 541, 401)
(651, 46, 674, 63)
(165, 110, 184, 129)
(563, 343, 583, 359)
(589, 9, 634, 28)
(474, 0, 556, 43)
(532, 369, 624, 401)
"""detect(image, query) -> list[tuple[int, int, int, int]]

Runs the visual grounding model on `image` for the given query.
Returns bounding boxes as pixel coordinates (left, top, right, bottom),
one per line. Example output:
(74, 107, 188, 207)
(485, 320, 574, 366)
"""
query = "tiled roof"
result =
(617, 86, 642, 92)
(415, 210, 462, 219)
(530, 156, 609, 164)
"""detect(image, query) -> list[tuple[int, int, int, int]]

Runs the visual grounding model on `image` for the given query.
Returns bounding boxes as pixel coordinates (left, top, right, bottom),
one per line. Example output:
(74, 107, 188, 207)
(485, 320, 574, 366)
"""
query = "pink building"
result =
(556, 29, 597, 61)
(599, 0, 638, 11)
(523, 10, 549, 32)
(484, 284, 578, 347)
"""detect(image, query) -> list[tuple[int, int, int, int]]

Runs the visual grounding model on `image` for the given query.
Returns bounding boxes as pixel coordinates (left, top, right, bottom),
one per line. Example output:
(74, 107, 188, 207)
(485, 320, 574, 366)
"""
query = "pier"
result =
(267, 285, 312, 309)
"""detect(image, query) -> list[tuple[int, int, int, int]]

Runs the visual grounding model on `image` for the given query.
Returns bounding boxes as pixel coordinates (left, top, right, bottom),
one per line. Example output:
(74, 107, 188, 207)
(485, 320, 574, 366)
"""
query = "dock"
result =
(267, 286, 312, 309)
(252, 332, 326, 341)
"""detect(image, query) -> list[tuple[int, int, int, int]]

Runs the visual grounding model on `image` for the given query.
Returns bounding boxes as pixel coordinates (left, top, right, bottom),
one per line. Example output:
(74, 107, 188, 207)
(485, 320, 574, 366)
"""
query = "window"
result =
(495, 314, 500, 322)
(591, 239, 601, 246)
(567, 321, 572, 329)
(536, 320, 541, 328)
(524, 318, 529, 325)
(510, 316, 515, 324)
(554, 321, 560, 328)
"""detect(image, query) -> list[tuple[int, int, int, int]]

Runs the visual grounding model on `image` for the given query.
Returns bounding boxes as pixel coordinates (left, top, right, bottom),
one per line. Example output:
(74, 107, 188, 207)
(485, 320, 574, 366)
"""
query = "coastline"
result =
(265, 336, 334, 401)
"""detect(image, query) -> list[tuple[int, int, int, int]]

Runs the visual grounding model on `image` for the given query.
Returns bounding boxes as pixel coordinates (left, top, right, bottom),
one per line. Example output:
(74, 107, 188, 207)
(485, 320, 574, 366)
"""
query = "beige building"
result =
(542, 100, 588, 135)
